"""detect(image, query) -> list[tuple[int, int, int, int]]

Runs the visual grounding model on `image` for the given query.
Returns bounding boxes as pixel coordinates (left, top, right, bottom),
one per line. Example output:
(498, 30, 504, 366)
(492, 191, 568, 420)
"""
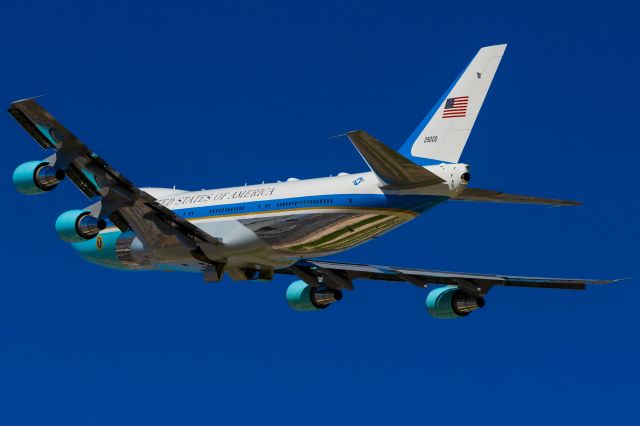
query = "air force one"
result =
(9, 44, 616, 319)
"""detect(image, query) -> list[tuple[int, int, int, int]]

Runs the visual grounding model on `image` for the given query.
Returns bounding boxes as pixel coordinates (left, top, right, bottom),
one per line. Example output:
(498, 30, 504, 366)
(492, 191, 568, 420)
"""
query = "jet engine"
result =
(13, 161, 65, 195)
(286, 280, 343, 311)
(426, 286, 485, 319)
(55, 210, 106, 242)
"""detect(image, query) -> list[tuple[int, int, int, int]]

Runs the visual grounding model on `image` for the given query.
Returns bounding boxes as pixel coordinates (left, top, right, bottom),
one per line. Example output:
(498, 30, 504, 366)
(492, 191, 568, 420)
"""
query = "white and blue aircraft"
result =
(10, 44, 616, 318)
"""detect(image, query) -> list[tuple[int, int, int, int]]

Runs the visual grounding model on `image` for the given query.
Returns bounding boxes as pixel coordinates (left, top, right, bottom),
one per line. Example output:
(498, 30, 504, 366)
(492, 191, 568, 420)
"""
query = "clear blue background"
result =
(1, 1, 638, 424)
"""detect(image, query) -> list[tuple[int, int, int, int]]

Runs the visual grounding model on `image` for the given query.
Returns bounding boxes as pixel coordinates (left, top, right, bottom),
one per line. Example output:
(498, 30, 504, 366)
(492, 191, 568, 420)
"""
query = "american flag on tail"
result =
(442, 96, 468, 118)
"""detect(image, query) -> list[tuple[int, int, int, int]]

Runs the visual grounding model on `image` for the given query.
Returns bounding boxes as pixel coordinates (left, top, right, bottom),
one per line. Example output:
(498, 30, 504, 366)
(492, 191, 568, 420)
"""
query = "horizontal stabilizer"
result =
(453, 188, 582, 206)
(345, 130, 445, 189)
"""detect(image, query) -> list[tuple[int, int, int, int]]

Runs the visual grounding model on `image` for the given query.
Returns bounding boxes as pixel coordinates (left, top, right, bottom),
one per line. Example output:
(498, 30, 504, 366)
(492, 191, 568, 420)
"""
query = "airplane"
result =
(9, 44, 617, 319)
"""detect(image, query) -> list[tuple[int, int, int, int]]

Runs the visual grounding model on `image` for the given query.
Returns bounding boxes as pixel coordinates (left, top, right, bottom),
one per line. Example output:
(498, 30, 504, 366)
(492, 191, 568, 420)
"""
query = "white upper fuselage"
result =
(147, 162, 470, 208)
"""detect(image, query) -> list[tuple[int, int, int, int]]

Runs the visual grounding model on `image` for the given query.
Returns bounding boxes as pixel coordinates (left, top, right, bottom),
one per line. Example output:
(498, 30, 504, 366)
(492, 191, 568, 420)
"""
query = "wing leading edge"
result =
(282, 259, 617, 295)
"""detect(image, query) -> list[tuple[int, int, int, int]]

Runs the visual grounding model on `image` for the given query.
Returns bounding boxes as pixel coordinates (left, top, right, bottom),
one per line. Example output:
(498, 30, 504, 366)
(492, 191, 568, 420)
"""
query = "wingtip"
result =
(546, 199, 583, 207)
(587, 277, 631, 285)
(550, 201, 583, 208)
(611, 277, 633, 284)
(11, 94, 47, 105)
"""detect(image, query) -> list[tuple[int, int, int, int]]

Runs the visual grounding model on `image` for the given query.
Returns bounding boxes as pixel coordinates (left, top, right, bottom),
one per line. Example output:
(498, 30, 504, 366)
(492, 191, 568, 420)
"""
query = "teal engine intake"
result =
(55, 210, 106, 242)
(426, 286, 485, 319)
(13, 161, 65, 195)
(286, 280, 343, 311)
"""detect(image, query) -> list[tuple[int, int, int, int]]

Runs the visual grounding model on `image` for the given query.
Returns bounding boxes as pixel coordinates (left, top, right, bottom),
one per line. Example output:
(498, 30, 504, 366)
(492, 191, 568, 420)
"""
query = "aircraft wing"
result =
(283, 258, 617, 295)
(8, 98, 222, 256)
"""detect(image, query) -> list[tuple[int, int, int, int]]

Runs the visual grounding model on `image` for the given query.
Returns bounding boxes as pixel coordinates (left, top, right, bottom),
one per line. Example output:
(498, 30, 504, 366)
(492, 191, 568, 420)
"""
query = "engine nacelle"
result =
(426, 286, 485, 319)
(286, 280, 343, 311)
(13, 161, 65, 195)
(55, 210, 106, 242)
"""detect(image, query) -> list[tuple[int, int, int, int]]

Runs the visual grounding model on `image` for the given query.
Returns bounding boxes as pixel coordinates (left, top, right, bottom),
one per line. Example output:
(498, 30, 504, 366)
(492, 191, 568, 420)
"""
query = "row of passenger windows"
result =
(276, 198, 333, 207)
(208, 206, 245, 214)
(180, 198, 334, 217)
(181, 206, 245, 217)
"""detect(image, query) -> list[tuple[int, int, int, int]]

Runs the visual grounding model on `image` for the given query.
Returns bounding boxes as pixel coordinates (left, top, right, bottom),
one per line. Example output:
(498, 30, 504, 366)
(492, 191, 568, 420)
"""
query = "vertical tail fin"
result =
(398, 44, 507, 164)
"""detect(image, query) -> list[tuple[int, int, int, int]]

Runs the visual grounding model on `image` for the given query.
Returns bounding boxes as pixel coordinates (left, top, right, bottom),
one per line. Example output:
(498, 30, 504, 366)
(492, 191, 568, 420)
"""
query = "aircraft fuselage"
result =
(71, 165, 468, 275)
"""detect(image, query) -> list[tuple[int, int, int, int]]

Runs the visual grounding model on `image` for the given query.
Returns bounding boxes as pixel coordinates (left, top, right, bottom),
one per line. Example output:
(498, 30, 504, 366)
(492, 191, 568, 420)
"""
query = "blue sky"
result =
(0, 1, 638, 424)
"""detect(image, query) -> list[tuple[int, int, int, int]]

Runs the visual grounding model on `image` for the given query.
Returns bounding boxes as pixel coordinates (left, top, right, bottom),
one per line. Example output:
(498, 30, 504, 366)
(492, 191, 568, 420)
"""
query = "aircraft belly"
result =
(71, 198, 440, 272)
(238, 210, 413, 257)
